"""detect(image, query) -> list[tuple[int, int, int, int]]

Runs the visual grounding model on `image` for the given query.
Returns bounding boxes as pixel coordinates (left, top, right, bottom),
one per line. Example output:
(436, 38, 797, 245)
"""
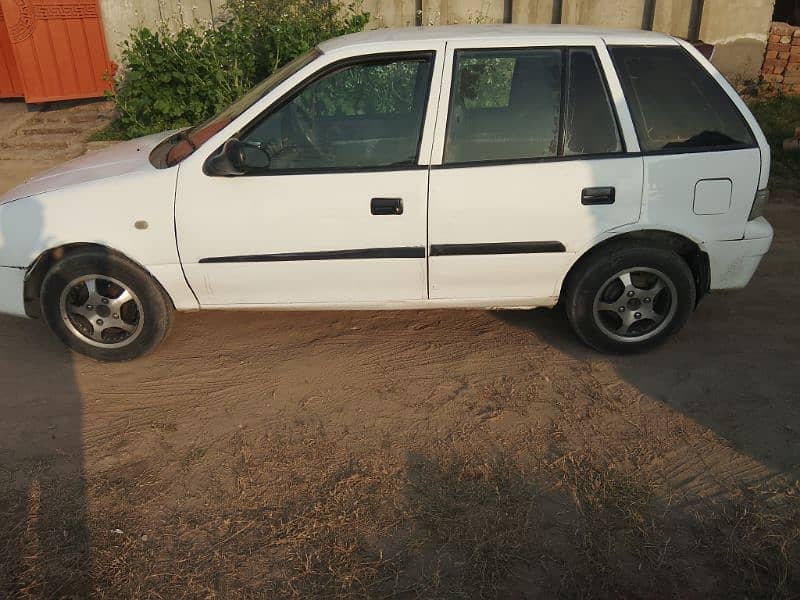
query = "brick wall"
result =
(762, 22, 800, 95)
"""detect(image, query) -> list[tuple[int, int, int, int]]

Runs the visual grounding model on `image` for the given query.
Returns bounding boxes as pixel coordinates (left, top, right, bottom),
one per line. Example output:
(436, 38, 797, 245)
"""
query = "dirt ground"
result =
(0, 100, 798, 599)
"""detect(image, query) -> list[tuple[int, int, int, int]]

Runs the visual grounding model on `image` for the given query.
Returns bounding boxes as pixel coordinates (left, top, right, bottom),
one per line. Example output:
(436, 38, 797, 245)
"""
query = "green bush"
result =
(748, 94, 800, 186)
(109, 0, 370, 139)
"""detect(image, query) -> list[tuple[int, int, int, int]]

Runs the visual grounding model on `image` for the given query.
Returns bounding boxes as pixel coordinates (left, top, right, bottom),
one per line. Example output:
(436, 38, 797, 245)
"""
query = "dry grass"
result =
(2, 426, 799, 599)
(2, 406, 799, 600)
(401, 445, 541, 598)
(702, 485, 800, 598)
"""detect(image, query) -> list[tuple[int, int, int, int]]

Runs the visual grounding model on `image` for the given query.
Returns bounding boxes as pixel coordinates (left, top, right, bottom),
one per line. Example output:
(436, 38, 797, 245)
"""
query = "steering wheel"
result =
(287, 101, 323, 156)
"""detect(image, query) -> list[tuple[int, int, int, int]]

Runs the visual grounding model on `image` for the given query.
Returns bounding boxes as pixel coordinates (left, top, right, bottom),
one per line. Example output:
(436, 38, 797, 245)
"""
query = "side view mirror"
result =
(205, 138, 248, 176)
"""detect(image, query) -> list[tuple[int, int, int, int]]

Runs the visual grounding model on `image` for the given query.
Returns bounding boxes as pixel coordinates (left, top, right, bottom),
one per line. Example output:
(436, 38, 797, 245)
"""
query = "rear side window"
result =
(564, 48, 623, 156)
(610, 46, 755, 153)
(445, 48, 563, 164)
(443, 47, 622, 165)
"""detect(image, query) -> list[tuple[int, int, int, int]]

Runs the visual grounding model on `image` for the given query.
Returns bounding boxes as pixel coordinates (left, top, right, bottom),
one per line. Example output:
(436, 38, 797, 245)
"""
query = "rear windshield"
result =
(609, 46, 755, 153)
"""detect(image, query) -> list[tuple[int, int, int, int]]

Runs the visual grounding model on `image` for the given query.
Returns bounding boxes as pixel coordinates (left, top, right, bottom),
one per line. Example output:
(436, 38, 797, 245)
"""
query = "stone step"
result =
(0, 139, 85, 161)
(32, 113, 112, 127)
(17, 126, 85, 136)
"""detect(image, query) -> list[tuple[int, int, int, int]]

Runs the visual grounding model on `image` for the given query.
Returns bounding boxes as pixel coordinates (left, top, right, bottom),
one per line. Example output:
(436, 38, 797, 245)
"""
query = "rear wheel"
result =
(564, 245, 695, 353)
(41, 250, 173, 362)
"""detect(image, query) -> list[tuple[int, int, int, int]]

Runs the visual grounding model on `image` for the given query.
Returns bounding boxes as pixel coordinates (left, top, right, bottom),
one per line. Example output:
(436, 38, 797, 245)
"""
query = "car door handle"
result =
(581, 187, 616, 205)
(371, 197, 403, 215)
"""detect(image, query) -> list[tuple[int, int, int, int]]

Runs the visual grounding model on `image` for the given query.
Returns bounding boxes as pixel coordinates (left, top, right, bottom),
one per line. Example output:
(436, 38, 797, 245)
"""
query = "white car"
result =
(0, 25, 773, 361)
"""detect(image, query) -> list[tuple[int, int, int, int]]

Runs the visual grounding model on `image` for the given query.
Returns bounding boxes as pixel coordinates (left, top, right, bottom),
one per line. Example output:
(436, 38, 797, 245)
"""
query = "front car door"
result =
(175, 43, 444, 307)
(427, 36, 644, 303)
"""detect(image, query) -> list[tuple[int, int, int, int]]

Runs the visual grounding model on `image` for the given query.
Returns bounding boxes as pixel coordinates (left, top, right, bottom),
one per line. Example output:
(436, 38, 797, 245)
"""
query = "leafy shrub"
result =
(109, 0, 370, 139)
(748, 94, 800, 185)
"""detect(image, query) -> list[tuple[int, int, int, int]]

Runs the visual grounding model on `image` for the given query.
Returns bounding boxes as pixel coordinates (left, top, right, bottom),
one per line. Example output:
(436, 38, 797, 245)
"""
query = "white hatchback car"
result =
(0, 26, 773, 361)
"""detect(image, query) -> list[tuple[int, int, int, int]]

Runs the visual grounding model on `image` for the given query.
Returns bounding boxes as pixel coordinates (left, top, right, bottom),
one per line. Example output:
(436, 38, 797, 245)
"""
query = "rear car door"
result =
(427, 38, 644, 302)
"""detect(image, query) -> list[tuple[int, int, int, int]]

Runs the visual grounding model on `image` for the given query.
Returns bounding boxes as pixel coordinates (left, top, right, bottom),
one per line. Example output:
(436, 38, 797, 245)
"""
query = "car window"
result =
(457, 55, 516, 109)
(563, 48, 623, 156)
(444, 48, 563, 164)
(239, 54, 433, 172)
(609, 46, 755, 153)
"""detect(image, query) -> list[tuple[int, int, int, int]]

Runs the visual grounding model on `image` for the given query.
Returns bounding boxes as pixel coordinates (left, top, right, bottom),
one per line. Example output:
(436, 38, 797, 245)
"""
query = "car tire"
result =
(40, 249, 173, 362)
(564, 244, 696, 354)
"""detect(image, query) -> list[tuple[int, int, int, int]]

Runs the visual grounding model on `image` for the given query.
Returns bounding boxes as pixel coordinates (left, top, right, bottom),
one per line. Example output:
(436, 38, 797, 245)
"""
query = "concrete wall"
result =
(99, 0, 775, 82)
(699, 0, 775, 84)
(100, 0, 224, 60)
(562, 0, 644, 29)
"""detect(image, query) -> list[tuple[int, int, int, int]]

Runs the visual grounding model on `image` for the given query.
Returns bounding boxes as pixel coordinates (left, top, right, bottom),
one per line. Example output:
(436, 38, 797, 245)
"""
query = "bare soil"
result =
(0, 101, 798, 599)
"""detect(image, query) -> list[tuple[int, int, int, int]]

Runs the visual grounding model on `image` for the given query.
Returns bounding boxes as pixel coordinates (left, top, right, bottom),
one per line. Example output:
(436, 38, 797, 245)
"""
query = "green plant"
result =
(748, 94, 800, 186)
(109, 0, 369, 139)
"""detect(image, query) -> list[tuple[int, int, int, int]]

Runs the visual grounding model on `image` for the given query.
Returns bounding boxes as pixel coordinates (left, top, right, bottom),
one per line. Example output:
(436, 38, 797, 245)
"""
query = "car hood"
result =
(0, 130, 174, 206)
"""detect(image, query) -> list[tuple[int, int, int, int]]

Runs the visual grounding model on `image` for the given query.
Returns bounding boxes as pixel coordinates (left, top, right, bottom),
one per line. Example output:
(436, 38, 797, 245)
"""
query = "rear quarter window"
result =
(609, 45, 755, 153)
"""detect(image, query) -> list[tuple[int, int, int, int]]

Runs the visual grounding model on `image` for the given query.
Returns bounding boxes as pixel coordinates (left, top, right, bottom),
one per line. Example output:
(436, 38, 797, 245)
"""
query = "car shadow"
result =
(494, 206, 800, 476)
(0, 198, 90, 595)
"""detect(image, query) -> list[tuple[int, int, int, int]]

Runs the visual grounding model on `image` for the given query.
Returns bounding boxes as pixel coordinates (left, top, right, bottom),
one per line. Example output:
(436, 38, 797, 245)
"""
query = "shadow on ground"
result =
(496, 202, 800, 477)
(0, 195, 89, 595)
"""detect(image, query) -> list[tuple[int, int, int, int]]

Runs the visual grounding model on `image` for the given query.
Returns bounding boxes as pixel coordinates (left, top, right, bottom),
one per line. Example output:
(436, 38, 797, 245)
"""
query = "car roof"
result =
(318, 24, 677, 53)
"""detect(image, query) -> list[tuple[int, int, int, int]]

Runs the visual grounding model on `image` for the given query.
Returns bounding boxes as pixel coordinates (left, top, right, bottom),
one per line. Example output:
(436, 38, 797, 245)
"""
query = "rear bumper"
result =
(706, 218, 773, 290)
(0, 266, 27, 317)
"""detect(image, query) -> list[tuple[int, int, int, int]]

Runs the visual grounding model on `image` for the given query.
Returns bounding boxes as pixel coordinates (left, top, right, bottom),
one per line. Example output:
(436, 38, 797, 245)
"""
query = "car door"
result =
(175, 48, 443, 307)
(427, 38, 644, 302)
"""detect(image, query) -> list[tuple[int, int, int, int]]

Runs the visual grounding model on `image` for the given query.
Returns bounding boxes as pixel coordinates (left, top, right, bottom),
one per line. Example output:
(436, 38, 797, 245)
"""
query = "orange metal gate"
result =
(0, 0, 113, 103)
(0, 2, 23, 97)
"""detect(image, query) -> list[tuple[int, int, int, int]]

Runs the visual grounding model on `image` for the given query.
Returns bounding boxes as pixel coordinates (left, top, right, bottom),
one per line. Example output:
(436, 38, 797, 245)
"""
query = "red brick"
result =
(783, 74, 800, 84)
(793, 37, 800, 45)
(779, 51, 791, 60)
(791, 45, 800, 53)
(786, 62, 800, 73)
(784, 84, 800, 95)
(766, 50, 779, 59)
(763, 73, 785, 83)
(768, 42, 792, 52)
(795, 28, 800, 37)
(790, 53, 800, 63)
(772, 23, 795, 35)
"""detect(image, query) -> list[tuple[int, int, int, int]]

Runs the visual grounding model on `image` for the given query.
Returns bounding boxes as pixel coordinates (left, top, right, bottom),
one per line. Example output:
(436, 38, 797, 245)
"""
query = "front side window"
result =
(443, 47, 623, 165)
(239, 54, 434, 172)
(609, 45, 755, 153)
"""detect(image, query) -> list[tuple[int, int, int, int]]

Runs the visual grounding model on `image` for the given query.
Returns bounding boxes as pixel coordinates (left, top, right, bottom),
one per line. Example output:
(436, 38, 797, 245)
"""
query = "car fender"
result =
(553, 223, 708, 297)
(0, 167, 199, 311)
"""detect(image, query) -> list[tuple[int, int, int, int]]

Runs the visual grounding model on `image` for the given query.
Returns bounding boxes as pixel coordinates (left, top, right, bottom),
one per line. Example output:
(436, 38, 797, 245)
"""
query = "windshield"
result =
(150, 48, 322, 168)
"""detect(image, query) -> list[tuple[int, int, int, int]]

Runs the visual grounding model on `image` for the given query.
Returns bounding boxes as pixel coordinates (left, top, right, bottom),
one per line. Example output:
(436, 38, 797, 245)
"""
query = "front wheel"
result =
(564, 245, 696, 353)
(41, 250, 173, 362)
